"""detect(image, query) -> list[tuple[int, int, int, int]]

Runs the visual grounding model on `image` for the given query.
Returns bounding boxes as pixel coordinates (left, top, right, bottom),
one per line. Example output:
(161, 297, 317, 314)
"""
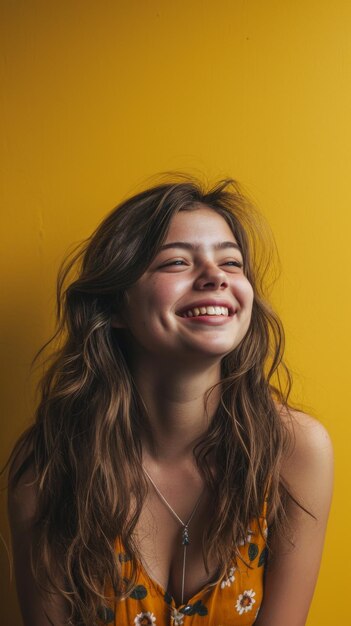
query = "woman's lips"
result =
(180, 312, 236, 325)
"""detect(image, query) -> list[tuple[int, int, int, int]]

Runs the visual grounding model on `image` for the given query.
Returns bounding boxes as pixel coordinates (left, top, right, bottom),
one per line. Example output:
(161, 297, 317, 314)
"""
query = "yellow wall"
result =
(1, 1, 349, 623)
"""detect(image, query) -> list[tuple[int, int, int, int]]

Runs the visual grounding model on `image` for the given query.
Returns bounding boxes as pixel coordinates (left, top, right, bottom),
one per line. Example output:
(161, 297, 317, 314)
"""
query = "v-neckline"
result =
(137, 554, 221, 610)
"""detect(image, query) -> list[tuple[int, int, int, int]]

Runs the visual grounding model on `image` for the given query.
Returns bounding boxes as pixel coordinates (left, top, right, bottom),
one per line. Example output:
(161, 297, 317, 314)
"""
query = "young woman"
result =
(7, 176, 333, 626)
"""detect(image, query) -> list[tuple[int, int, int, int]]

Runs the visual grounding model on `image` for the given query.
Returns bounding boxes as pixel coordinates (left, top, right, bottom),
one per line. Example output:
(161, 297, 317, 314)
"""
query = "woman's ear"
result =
(111, 293, 129, 329)
(111, 313, 127, 329)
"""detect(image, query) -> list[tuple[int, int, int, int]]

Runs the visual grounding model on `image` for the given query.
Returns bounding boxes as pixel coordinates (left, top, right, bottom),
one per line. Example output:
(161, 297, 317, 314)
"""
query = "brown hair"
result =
(8, 174, 299, 625)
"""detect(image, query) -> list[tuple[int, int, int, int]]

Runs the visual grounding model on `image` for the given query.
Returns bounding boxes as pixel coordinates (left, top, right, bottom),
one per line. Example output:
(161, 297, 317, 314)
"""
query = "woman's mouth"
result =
(182, 305, 230, 318)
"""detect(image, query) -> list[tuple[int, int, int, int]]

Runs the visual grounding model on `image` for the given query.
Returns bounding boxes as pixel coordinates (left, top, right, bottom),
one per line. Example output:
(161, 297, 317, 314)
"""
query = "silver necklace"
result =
(143, 466, 203, 605)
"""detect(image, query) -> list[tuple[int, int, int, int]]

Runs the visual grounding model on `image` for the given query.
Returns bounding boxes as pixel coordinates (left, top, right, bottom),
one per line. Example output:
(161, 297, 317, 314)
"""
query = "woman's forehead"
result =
(164, 206, 238, 245)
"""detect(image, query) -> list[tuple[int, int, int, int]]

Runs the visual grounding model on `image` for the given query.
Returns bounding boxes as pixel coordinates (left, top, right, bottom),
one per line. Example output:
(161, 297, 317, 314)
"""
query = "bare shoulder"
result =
(276, 405, 334, 519)
(8, 444, 71, 624)
(254, 406, 334, 625)
(279, 405, 333, 462)
(280, 405, 332, 452)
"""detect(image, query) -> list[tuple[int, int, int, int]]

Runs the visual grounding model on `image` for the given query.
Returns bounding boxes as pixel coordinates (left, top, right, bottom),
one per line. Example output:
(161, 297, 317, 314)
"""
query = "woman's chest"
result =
(110, 515, 267, 626)
(133, 489, 219, 606)
(105, 497, 268, 626)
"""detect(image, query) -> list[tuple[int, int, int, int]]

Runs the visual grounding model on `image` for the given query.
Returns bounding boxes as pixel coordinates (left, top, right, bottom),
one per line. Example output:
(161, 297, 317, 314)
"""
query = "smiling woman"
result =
(112, 208, 254, 361)
(6, 175, 333, 626)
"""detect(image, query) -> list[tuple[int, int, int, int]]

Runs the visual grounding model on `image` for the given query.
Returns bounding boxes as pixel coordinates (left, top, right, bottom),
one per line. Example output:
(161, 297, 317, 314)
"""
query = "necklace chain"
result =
(142, 465, 203, 604)
(143, 466, 202, 530)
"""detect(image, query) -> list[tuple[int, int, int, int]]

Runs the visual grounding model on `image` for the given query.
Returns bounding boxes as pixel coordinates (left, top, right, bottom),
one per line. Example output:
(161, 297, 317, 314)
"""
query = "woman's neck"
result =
(131, 357, 222, 463)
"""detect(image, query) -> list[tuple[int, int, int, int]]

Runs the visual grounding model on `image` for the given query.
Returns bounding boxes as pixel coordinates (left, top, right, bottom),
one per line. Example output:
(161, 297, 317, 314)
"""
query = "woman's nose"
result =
(194, 264, 229, 291)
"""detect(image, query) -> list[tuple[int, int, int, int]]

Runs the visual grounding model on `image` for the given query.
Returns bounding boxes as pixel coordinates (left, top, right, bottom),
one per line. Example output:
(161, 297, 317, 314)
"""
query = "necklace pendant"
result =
(182, 527, 190, 546)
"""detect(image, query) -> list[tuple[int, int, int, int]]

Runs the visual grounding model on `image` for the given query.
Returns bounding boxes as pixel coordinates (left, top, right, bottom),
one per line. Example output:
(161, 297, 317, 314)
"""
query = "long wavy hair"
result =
(8, 174, 300, 625)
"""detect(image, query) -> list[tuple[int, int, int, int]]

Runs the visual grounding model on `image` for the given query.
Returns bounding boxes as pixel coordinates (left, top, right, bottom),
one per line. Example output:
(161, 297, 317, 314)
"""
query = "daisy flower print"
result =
(235, 589, 256, 615)
(134, 612, 157, 625)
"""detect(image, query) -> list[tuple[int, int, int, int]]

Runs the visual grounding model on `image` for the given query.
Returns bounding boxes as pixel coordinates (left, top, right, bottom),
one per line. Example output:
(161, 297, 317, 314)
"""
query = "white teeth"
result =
(183, 306, 230, 317)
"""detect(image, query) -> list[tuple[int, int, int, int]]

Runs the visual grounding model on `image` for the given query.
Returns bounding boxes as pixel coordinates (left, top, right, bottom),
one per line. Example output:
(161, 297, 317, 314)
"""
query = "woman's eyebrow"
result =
(159, 241, 242, 252)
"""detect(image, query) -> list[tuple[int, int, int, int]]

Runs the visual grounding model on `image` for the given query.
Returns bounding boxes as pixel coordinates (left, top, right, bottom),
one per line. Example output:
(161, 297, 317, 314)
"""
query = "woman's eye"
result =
(162, 259, 187, 267)
(223, 260, 243, 268)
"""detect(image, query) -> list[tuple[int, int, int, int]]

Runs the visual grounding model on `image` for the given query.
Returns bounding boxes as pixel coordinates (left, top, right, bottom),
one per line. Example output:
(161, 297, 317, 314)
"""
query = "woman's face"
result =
(115, 206, 254, 364)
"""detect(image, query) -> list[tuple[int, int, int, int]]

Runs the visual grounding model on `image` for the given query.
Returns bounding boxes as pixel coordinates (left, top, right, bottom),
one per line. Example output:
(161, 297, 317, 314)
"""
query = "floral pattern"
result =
(171, 608, 185, 625)
(180, 600, 208, 616)
(134, 611, 157, 625)
(99, 506, 268, 626)
(97, 605, 115, 624)
(263, 520, 269, 540)
(220, 566, 236, 589)
(238, 528, 255, 546)
(235, 589, 256, 615)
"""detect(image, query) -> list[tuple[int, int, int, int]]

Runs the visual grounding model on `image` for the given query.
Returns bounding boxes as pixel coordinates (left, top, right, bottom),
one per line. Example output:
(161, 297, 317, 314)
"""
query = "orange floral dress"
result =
(98, 508, 268, 626)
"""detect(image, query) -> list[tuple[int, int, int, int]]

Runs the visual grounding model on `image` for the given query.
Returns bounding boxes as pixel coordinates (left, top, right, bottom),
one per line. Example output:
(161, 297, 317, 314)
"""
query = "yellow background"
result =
(1, 1, 349, 623)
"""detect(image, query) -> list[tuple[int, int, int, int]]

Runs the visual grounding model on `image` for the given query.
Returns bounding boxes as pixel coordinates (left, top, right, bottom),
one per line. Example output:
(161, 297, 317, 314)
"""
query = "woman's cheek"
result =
(234, 276, 254, 308)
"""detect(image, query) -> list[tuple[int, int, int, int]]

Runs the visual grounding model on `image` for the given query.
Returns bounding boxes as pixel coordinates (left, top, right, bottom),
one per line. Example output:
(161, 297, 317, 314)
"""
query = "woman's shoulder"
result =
(277, 404, 333, 460)
(275, 404, 334, 515)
